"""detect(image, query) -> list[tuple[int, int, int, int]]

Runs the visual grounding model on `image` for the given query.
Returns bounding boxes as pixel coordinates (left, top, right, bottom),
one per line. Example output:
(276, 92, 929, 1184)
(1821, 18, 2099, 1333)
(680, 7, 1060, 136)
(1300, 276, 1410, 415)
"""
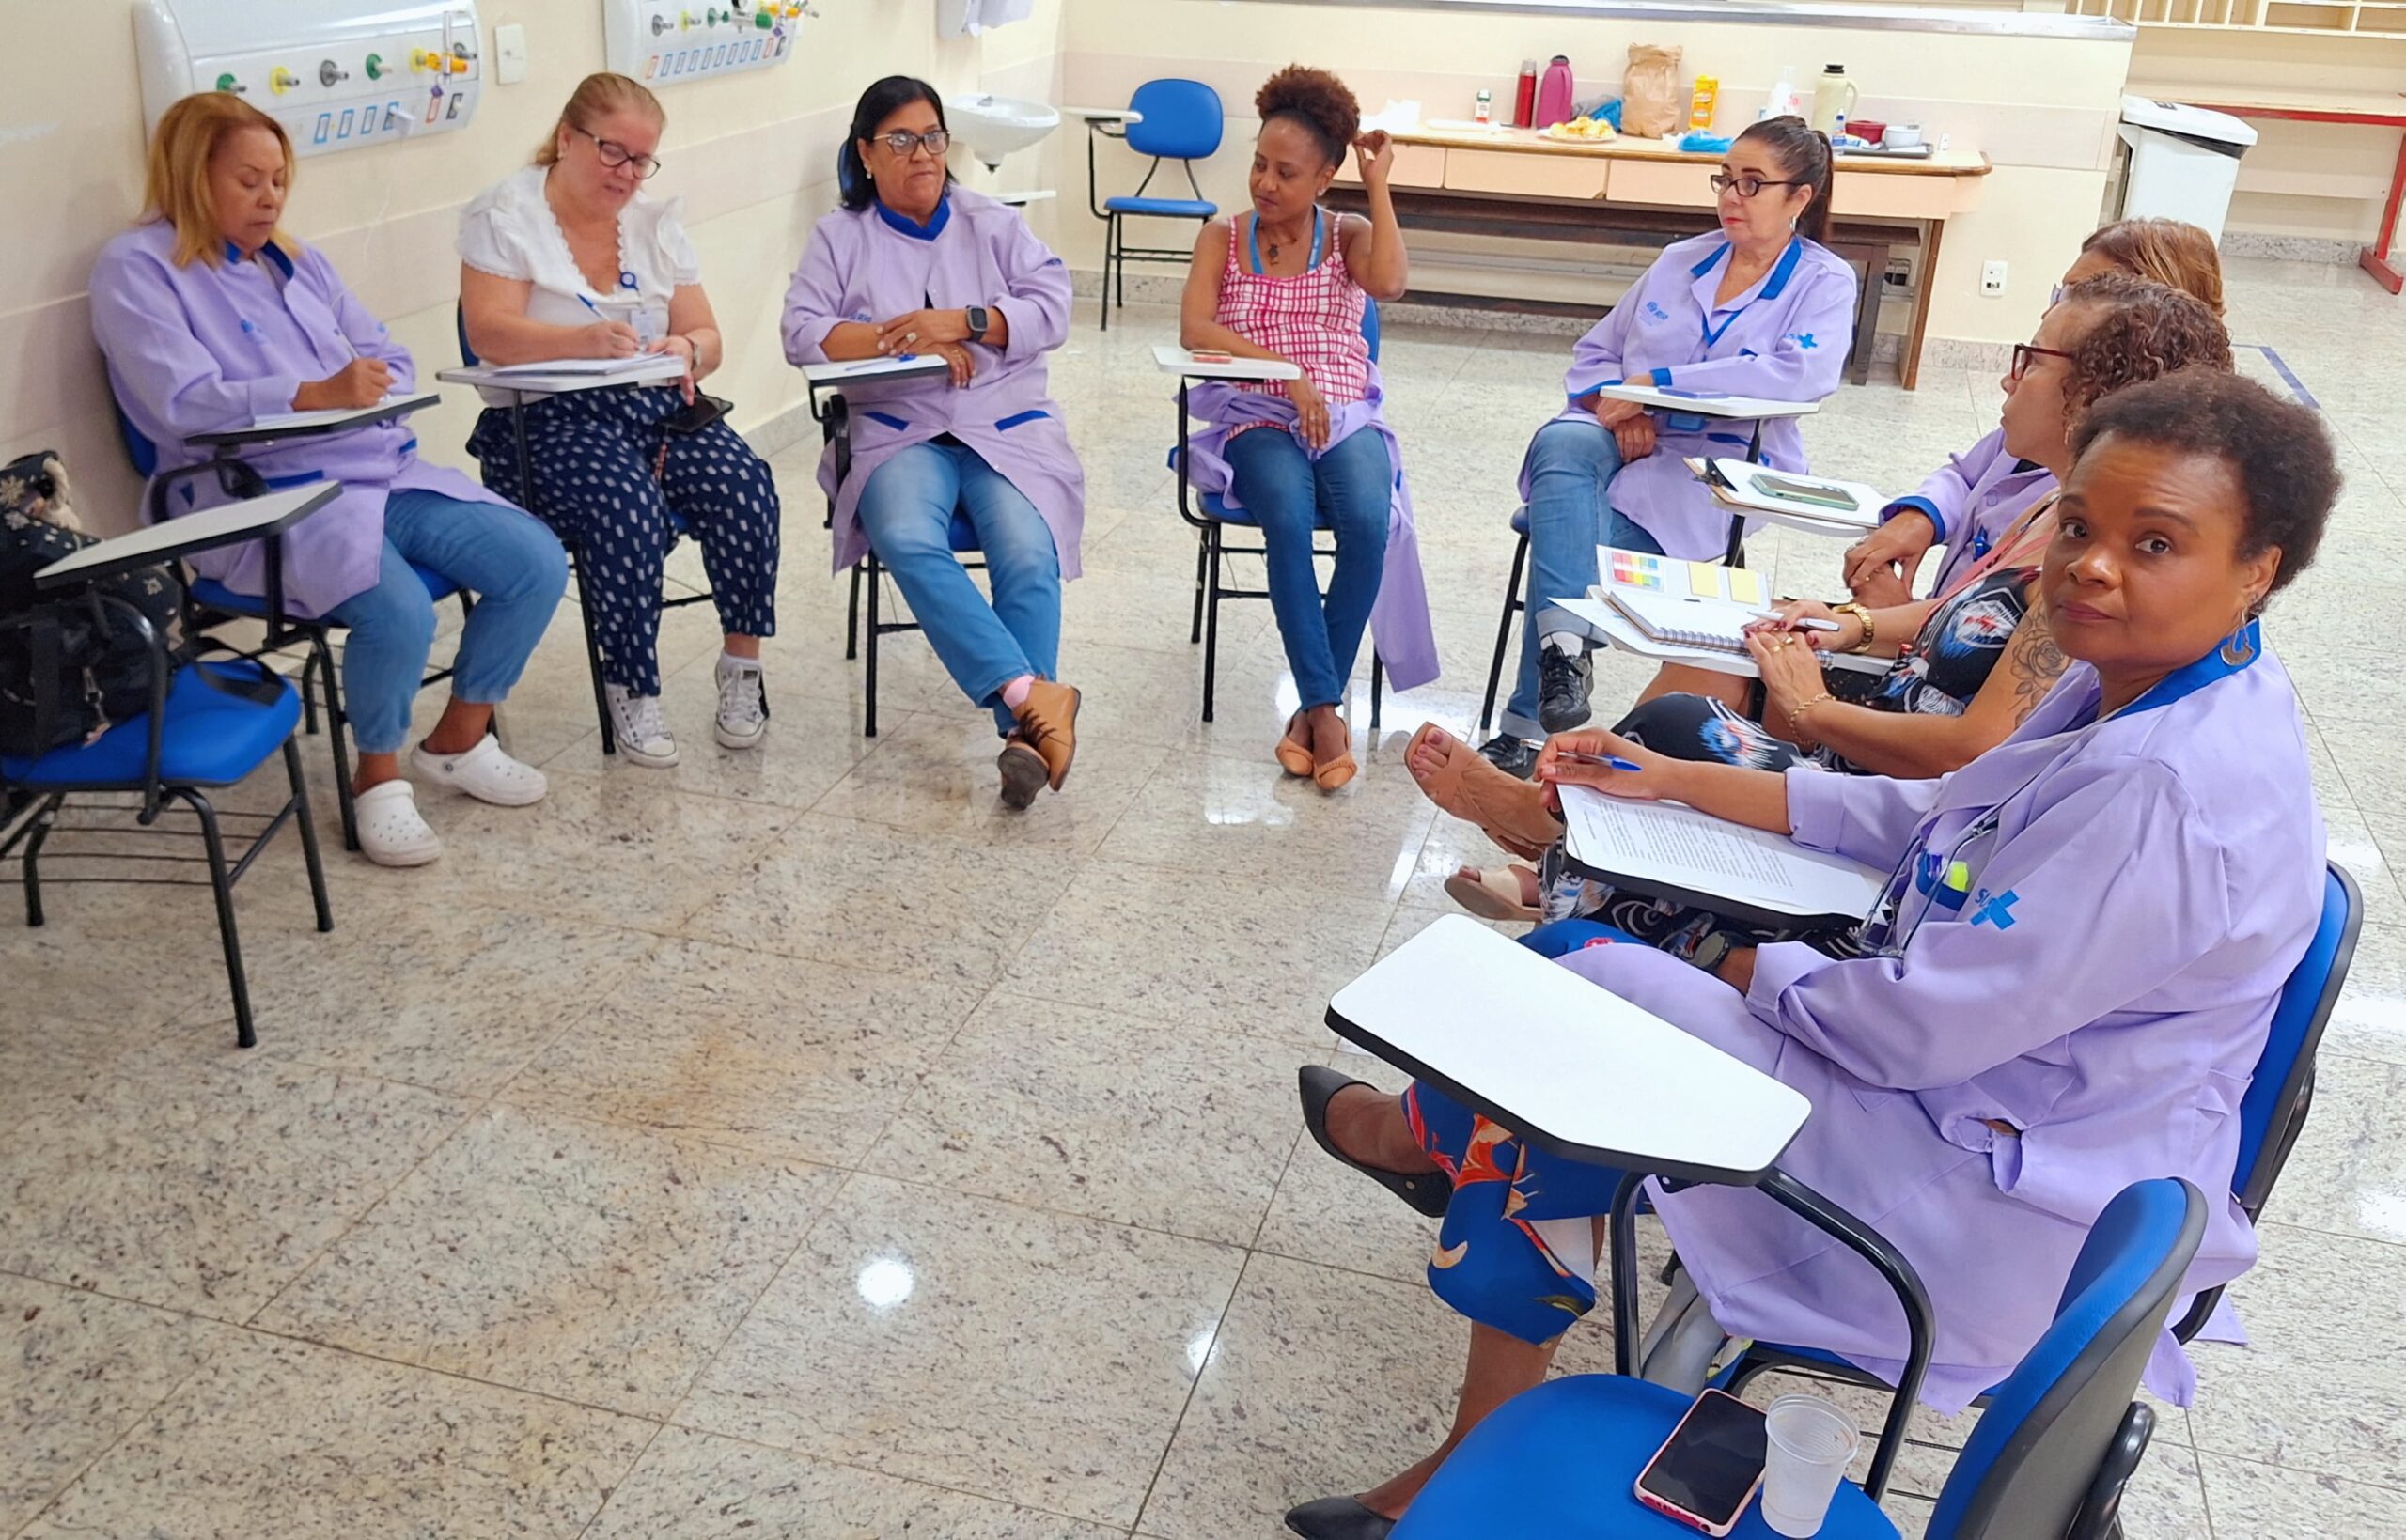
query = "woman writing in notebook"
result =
(1286, 370, 2336, 1539)
(1427, 279, 2231, 926)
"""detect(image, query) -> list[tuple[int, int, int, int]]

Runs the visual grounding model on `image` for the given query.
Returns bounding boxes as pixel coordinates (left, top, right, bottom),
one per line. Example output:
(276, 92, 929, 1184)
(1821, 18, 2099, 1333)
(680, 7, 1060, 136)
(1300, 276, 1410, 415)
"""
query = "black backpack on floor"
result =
(0, 451, 193, 760)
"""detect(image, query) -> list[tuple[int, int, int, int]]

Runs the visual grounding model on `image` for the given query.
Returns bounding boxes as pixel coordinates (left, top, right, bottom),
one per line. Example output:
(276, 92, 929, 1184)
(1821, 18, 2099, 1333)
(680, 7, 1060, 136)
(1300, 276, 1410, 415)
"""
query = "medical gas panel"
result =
(134, 2, 485, 160)
(603, 3, 806, 86)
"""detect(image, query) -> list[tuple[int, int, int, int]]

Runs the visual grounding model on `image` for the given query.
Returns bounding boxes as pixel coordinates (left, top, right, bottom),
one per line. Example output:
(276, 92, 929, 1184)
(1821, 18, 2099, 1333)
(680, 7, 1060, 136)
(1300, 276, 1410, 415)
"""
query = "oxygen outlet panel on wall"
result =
(603, 2, 803, 86)
(134, 1, 485, 161)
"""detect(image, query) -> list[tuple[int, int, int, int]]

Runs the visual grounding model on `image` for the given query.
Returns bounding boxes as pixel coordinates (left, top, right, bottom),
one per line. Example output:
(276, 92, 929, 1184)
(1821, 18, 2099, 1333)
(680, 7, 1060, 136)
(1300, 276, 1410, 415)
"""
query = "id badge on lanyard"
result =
(1858, 806, 2006, 957)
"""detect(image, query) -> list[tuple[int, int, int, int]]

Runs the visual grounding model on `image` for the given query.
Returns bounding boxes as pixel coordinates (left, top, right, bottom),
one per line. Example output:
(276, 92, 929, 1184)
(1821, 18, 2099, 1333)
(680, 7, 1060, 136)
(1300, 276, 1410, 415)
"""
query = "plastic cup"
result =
(1759, 1394, 1860, 1537)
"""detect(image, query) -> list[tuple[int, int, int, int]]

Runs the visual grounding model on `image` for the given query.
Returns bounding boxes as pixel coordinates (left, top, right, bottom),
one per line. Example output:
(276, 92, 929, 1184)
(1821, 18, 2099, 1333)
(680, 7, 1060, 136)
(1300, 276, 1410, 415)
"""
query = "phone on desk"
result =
(1750, 470, 1861, 513)
(1634, 1389, 1767, 1535)
(661, 394, 732, 436)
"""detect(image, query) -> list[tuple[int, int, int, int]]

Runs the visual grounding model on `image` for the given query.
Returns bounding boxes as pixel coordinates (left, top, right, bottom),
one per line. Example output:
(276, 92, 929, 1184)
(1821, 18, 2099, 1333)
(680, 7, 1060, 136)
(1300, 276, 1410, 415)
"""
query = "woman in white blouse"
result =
(459, 71, 780, 767)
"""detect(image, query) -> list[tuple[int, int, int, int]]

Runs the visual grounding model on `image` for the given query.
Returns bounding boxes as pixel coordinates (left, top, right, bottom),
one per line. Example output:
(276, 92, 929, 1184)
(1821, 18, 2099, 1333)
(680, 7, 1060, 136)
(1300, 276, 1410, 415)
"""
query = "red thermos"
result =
(1513, 59, 1538, 129)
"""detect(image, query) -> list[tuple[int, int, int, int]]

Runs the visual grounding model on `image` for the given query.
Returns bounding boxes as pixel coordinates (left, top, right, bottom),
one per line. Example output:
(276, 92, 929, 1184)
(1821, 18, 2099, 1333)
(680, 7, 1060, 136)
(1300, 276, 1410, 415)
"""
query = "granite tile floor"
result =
(8, 254, 2406, 1536)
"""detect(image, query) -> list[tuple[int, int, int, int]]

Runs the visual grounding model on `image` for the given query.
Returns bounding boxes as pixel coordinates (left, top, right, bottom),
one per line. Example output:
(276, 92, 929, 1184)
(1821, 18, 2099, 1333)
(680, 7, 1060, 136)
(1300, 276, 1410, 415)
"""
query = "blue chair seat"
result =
(2, 661, 301, 788)
(1104, 194, 1217, 219)
(1394, 1375, 1893, 1539)
(1511, 506, 1530, 536)
(947, 508, 980, 552)
(191, 561, 461, 619)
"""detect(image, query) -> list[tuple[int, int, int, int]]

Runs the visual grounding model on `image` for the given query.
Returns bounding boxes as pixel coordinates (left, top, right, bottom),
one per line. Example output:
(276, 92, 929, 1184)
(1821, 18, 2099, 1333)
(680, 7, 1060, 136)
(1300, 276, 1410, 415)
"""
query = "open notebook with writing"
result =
(1556, 785, 1886, 930)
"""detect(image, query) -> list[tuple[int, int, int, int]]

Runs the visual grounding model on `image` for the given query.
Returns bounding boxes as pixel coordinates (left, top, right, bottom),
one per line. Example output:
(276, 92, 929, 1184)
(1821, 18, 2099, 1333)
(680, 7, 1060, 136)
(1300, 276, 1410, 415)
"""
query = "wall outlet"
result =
(496, 23, 528, 85)
(1982, 260, 2008, 297)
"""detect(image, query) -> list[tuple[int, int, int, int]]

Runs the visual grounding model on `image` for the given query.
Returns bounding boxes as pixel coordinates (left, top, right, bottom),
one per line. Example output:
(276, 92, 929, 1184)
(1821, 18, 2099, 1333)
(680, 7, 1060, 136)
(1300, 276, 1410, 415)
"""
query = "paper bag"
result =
(1622, 44, 1683, 138)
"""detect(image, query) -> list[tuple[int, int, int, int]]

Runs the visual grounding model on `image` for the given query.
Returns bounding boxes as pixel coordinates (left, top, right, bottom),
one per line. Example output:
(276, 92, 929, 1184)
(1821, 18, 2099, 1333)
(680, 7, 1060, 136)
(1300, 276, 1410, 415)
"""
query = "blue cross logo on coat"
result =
(1789, 333, 1819, 350)
(1970, 888, 2022, 929)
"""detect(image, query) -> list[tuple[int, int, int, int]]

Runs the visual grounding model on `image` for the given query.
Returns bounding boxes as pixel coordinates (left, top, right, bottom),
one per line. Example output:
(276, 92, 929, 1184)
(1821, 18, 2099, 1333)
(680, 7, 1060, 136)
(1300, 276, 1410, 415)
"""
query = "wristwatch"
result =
(1690, 930, 1739, 978)
(1831, 601, 1877, 654)
(964, 305, 992, 343)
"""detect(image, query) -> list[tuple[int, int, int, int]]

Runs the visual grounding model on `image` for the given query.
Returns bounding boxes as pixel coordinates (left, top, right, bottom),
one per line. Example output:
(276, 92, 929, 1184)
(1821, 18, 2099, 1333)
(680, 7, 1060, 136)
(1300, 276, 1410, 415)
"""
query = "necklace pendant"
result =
(1267, 243, 1281, 261)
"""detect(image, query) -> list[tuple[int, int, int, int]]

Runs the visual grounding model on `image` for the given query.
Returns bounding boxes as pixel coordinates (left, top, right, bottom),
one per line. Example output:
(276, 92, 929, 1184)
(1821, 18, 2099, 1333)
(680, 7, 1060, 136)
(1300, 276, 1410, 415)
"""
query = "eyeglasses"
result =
(2049, 283, 2067, 306)
(572, 125, 662, 179)
(2010, 343, 2077, 381)
(1710, 173, 1805, 199)
(872, 129, 952, 159)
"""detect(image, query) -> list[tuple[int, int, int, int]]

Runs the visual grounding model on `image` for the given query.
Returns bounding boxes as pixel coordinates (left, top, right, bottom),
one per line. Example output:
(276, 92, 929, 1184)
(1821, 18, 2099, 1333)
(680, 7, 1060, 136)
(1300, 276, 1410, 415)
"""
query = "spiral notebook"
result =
(1602, 586, 1771, 652)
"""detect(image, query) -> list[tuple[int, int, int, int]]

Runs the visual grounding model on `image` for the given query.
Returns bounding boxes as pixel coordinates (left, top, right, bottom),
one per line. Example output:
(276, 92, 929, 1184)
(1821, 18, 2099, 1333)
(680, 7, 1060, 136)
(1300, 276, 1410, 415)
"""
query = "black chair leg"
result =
(1480, 531, 1530, 736)
(299, 645, 320, 736)
(313, 632, 358, 853)
(285, 737, 335, 935)
(1201, 526, 1223, 723)
(1101, 214, 1117, 332)
(865, 556, 883, 739)
(1369, 652, 1383, 732)
(1189, 530, 1209, 644)
(574, 549, 617, 755)
(184, 790, 257, 1050)
(20, 795, 59, 927)
(846, 561, 863, 661)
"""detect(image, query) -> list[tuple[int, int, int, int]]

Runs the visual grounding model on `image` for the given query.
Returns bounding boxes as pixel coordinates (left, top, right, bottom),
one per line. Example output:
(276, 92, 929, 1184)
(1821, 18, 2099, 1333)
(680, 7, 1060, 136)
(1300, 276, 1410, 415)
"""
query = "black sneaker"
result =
(1538, 646, 1593, 733)
(1476, 734, 1539, 780)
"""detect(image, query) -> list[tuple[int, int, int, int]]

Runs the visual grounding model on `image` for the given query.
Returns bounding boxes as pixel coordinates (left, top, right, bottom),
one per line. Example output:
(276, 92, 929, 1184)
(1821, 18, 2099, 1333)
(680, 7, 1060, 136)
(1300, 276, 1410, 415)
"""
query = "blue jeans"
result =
(856, 440, 1061, 733)
(1224, 426, 1392, 711)
(1501, 419, 1656, 742)
(326, 490, 569, 754)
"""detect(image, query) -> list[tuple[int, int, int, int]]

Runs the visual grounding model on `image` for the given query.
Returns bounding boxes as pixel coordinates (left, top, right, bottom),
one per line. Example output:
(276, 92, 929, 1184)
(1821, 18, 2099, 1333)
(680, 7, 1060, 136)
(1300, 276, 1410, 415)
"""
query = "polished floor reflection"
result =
(8, 257, 2406, 1536)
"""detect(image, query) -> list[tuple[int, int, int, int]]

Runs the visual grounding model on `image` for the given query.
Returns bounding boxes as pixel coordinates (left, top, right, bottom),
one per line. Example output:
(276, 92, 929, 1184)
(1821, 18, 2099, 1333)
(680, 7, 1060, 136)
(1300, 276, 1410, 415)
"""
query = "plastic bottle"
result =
(1536, 54, 1575, 131)
(1810, 64, 1858, 136)
(1689, 73, 1719, 131)
(1761, 65, 1798, 121)
(1513, 59, 1539, 129)
(1476, 87, 1493, 125)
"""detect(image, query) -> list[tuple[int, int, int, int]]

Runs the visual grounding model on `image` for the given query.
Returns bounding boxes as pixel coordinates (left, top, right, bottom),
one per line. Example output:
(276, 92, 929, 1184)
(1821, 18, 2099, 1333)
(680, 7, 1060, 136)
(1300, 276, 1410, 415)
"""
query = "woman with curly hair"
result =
(1176, 65, 1436, 790)
(1843, 216, 2225, 606)
(1421, 277, 2232, 925)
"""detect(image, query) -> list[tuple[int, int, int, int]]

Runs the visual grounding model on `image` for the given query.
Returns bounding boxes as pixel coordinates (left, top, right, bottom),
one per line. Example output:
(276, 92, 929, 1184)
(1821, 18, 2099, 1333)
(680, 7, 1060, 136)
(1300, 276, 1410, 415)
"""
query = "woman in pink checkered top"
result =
(1178, 67, 1419, 791)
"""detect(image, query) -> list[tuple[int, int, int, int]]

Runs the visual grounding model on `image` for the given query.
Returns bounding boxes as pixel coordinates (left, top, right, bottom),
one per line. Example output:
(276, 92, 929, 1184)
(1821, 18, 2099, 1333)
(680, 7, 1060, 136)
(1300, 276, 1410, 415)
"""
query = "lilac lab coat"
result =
(1555, 625, 2320, 1411)
(89, 221, 521, 619)
(782, 190, 1086, 577)
(1884, 428, 2060, 596)
(1523, 233, 1858, 560)
(1179, 382, 1442, 692)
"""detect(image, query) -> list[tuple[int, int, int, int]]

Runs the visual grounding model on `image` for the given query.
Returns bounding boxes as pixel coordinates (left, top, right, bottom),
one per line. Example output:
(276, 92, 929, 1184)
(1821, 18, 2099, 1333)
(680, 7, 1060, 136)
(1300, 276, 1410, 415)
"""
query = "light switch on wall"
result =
(496, 22, 528, 85)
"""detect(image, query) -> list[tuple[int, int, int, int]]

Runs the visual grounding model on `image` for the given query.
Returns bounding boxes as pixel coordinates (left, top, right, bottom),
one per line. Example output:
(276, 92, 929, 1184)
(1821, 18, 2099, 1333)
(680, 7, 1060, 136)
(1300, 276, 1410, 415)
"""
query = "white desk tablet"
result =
(34, 483, 339, 589)
(436, 356, 686, 395)
(801, 355, 955, 386)
(1590, 383, 1821, 421)
(189, 393, 438, 447)
(1325, 914, 1810, 1182)
(1153, 344, 1302, 381)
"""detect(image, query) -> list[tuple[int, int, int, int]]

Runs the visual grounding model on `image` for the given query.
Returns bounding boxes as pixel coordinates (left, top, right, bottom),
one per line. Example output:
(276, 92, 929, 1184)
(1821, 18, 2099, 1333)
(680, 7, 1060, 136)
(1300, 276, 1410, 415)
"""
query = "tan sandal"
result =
(1276, 712, 1316, 778)
(1405, 723, 1565, 856)
(1444, 863, 1539, 922)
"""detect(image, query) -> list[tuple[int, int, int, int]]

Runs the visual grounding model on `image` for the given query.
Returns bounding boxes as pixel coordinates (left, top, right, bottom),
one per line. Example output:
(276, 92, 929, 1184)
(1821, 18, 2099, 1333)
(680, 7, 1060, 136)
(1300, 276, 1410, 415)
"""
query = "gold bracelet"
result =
(1787, 692, 1836, 734)
(1832, 602, 1876, 654)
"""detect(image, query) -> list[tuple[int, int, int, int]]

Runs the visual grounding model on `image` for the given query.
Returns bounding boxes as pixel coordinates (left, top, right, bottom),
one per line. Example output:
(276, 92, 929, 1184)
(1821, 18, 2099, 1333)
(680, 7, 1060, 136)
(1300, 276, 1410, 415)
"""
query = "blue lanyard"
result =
(1248, 208, 1323, 274)
(1697, 238, 1802, 351)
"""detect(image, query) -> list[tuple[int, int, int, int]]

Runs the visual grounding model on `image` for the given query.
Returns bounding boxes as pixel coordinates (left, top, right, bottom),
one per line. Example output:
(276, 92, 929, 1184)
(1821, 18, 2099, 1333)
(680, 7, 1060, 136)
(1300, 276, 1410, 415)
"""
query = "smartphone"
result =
(1750, 471, 1861, 513)
(1190, 350, 1235, 364)
(661, 394, 732, 436)
(1634, 1390, 1768, 1535)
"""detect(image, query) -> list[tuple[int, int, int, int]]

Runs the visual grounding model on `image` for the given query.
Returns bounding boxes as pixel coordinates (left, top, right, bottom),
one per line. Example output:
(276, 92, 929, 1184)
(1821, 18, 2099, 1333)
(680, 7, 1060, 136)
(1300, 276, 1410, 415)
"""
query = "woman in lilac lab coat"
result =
(1482, 117, 1859, 778)
(783, 76, 1086, 810)
(92, 93, 566, 868)
(1843, 216, 2226, 607)
(1286, 371, 2336, 1539)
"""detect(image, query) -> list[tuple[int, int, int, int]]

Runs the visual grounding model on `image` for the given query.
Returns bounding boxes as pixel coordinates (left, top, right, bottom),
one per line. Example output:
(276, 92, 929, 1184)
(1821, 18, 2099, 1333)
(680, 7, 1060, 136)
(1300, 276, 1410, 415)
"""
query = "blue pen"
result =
(1553, 751, 1645, 773)
(1657, 386, 1732, 400)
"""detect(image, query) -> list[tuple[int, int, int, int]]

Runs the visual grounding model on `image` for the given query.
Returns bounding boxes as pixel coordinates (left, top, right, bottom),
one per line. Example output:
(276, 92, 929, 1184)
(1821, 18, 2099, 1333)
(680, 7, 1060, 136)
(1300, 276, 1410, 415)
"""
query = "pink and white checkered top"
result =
(1212, 210, 1371, 406)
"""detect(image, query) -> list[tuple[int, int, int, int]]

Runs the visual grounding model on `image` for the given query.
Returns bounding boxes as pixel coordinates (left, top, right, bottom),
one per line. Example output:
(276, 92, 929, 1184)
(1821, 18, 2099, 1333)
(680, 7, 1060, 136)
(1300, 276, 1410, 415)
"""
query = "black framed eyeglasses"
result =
(2010, 343, 2077, 381)
(572, 125, 663, 179)
(1710, 173, 1804, 199)
(874, 129, 952, 159)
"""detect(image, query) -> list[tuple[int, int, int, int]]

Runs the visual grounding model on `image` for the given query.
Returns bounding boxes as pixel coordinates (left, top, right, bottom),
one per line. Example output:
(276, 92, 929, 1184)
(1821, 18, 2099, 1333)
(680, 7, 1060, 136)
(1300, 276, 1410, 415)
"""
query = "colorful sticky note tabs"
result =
(1728, 569, 1766, 606)
(1687, 564, 1720, 599)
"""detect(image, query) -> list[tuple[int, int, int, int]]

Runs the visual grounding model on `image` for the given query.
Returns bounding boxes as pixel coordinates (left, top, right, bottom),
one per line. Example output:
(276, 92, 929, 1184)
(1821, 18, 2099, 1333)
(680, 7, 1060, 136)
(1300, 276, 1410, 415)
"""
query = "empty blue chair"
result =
(1393, 1177, 2207, 1540)
(1170, 302, 1386, 726)
(1087, 79, 1224, 331)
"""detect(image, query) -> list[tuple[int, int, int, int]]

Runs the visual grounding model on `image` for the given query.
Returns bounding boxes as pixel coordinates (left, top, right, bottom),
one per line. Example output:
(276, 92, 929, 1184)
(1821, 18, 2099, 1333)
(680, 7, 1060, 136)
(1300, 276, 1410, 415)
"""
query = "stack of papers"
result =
(483, 354, 674, 378)
(1556, 784, 1886, 927)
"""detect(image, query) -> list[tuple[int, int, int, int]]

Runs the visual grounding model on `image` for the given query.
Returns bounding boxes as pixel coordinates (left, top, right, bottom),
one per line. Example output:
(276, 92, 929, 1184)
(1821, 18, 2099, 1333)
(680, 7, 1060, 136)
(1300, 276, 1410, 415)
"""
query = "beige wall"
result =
(3, 0, 1067, 534)
(1058, 0, 2133, 349)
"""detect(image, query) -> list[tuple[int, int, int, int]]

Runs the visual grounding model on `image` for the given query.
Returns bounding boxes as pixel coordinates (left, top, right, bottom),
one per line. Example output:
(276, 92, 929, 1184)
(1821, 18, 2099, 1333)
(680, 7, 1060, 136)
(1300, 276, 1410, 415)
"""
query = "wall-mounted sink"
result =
(950, 93, 1060, 170)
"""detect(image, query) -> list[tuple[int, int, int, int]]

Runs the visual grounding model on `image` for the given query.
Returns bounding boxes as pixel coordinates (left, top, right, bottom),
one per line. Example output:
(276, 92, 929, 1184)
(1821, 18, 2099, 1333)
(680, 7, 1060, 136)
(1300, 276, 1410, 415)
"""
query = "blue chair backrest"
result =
(1363, 297, 1382, 364)
(1127, 78, 1224, 162)
(456, 303, 480, 367)
(2232, 862, 2358, 1212)
(112, 399, 160, 479)
(1929, 1178, 2205, 1538)
(836, 141, 865, 205)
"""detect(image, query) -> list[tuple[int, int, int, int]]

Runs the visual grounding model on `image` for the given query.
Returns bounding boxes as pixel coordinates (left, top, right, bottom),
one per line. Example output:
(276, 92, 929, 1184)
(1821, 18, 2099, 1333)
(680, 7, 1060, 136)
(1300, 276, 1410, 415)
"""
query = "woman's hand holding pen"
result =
(292, 356, 392, 412)
(1533, 728, 1667, 803)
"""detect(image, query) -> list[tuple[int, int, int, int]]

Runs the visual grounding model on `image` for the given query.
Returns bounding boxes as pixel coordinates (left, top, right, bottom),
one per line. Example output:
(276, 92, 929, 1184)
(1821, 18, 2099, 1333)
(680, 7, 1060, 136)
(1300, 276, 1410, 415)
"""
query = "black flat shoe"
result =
(1286, 1496, 1397, 1539)
(1298, 1066, 1450, 1220)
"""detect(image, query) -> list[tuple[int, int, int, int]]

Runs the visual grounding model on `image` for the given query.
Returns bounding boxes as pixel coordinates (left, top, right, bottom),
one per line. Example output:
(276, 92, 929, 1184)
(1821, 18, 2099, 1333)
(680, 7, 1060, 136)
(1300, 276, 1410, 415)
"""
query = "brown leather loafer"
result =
(997, 738, 1048, 810)
(1010, 677, 1081, 791)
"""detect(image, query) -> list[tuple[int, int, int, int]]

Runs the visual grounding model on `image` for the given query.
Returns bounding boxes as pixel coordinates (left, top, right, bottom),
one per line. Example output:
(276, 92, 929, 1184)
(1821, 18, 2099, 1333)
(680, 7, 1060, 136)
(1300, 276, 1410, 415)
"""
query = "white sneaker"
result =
(353, 779, 442, 867)
(411, 733, 548, 806)
(713, 655, 769, 750)
(604, 683, 680, 767)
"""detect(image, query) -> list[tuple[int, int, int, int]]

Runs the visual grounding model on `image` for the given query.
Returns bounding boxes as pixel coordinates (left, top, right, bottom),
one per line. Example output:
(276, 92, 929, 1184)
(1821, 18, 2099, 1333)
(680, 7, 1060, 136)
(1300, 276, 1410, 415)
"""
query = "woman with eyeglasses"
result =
(1288, 369, 2336, 1540)
(459, 71, 782, 769)
(1419, 279, 2232, 926)
(782, 75, 1086, 808)
(1476, 117, 1860, 781)
(1842, 216, 2226, 607)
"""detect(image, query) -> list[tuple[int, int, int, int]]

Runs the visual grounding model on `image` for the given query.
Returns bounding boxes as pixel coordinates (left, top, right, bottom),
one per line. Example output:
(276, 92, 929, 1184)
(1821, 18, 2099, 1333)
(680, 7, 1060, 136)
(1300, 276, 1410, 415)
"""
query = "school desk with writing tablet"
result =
(800, 355, 955, 387)
(1588, 382, 1821, 423)
(1555, 783, 1887, 931)
(186, 393, 439, 448)
(1152, 344, 1303, 381)
(435, 354, 689, 397)
(1552, 596, 1891, 681)
(35, 483, 338, 590)
(1325, 914, 1810, 1183)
